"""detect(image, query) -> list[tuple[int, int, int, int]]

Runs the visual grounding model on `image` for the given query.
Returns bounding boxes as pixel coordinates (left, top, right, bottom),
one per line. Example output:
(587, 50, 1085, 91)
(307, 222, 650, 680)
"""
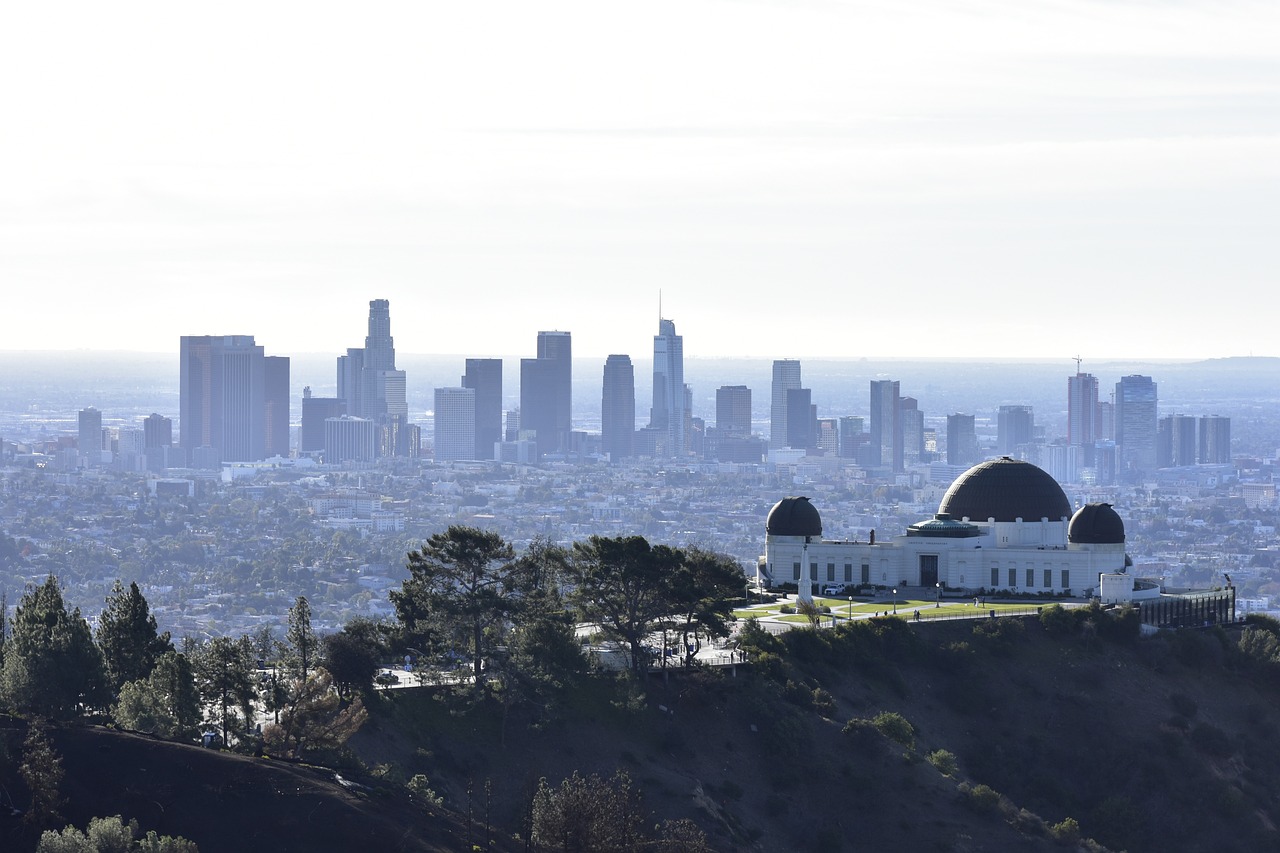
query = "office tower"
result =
(1158, 414, 1197, 468)
(1094, 441, 1117, 485)
(769, 360, 801, 450)
(900, 397, 923, 465)
(143, 413, 172, 449)
(947, 413, 978, 466)
(716, 385, 752, 437)
(300, 387, 346, 453)
(997, 405, 1035, 456)
(648, 318, 686, 457)
(869, 379, 902, 470)
(1199, 415, 1231, 464)
(434, 387, 477, 462)
(505, 409, 521, 442)
(78, 407, 103, 466)
(784, 388, 813, 451)
(520, 331, 572, 458)
(180, 335, 269, 462)
(462, 359, 503, 461)
(336, 299, 410, 455)
(324, 415, 376, 463)
(264, 355, 290, 458)
(1115, 375, 1158, 475)
(838, 416, 865, 459)
(816, 418, 838, 455)
(1097, 401, 1114, 442)
(1067, 372, 1099, 448)
(601, 355, 635, 461)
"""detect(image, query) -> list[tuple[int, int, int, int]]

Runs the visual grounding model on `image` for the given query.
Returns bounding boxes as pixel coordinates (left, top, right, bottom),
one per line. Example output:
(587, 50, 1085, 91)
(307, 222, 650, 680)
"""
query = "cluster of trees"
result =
(389, 528, 746, 689)
(0, 577, 369, 761)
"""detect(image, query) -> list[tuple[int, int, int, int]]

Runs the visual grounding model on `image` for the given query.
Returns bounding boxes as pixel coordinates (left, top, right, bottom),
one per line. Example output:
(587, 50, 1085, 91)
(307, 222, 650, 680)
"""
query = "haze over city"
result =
(4, 1, 1278, 360)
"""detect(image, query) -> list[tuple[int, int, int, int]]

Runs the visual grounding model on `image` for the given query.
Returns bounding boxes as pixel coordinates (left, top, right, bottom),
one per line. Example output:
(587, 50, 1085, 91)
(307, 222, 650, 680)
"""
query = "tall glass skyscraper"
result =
(1115, 374, 1158, 475)
(769, 360, 801, 450)
(602, 354, 635, 460)
(180, 335, 276, 462)
(648, 318, 686, 457)
(520, 331, 572, 458)
(463, 358, 503, 461)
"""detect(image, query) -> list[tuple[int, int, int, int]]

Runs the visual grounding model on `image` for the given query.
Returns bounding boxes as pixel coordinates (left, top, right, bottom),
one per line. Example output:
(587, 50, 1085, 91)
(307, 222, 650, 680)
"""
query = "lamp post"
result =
(936, 581, 942, 608)
(848, 596, 853, 622)
(892, 588, 898, 615)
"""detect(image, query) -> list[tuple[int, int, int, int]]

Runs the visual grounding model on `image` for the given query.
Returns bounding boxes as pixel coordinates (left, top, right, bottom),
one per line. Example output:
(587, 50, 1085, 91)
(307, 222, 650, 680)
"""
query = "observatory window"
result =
(844, 563, 853, 583)
(1008, 568, 1017, 587)
(1061, 569, 1070, 589)
(990, 567, 999, 587)
(1026, 568, 1034, 588)
(792, 562, 801, 581)
(827, 563, 835, 582)
(1044, 569, 1052, 588)
(861, 564, 870, 584)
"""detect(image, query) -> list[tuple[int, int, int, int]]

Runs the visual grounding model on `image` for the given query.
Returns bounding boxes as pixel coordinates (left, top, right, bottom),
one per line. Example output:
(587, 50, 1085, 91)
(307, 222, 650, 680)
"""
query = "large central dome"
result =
(938, 457, 1071, 523)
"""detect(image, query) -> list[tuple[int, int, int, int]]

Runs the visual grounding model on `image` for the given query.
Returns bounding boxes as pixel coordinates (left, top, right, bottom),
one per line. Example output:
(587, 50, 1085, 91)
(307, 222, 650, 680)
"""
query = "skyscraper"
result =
(337, 299, 409, 456)
(785, 387, 814, 451)
(769, 360, 801, 450)
(649, 318, 686, 457)
(1067, 372, 1099, 448)
(997, 405, 1035, 456)
(434, 387, 477, 462)
(601, 354, 635, 460)
(869, 379, 901, 470)
(715, 385, 752, 437)
(900, 396, 924, 465)
(264, 355, 290, 458)
(143, 413, 172, 449)
(947, 413, 978, 466)
(1115, 375, 1158, 475)
(463, 358, 503, 461)
(838, 415, 866, 460)
(180, 335, 271, 462)
(520, 331, 572, 458)
(1199, 415, 1231, 464)
(1157, 414, 1197, 468)
(78, 407, 103, 466)
(300, 387, 346, 454)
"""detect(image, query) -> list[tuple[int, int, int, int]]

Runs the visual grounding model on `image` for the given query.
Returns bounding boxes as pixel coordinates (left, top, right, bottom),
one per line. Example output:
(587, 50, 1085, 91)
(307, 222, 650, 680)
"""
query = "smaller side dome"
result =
(766, 496, 823, 537)
(1068, 503, 1125, 544)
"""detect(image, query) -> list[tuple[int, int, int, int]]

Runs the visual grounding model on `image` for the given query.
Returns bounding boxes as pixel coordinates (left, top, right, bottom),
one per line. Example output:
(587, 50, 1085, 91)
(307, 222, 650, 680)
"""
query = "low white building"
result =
(761, 457, 1133, 602)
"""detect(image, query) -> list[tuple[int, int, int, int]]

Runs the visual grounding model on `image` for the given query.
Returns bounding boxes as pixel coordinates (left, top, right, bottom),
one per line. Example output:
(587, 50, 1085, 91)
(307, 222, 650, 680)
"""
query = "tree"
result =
(529, 770, 646, 853)
(568, 536, 680, 674)
(285, 596, 317, 682)
(390, 526, 519, 683)
(112, 651, 201, 740)
(262, 668, 367, 759)
(1, 575, 108, 719)
(668, 547, 743, 667)
(22, 718, 64, 827)
(322, 618, 387, 700)
(96, 581, 173, 694)
(190, 636, 255, 746)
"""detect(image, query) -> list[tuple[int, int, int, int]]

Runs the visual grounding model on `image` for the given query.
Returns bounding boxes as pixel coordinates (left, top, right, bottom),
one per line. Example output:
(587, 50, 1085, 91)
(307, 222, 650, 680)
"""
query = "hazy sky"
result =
(3, 1, 1277, 360)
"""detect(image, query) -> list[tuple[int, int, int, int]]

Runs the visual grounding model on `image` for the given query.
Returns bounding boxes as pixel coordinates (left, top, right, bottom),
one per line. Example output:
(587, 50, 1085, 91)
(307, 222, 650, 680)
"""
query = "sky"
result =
(2, 1, 1277, 361)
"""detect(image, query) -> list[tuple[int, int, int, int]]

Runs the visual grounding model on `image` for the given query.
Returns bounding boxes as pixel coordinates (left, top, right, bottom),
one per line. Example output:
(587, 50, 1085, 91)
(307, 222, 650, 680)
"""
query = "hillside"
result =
(6, 612, 1280, 852)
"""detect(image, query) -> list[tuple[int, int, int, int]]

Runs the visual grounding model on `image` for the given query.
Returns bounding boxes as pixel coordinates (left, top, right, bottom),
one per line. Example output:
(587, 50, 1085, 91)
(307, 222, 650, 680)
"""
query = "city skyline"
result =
(3, 2, 1277, 361)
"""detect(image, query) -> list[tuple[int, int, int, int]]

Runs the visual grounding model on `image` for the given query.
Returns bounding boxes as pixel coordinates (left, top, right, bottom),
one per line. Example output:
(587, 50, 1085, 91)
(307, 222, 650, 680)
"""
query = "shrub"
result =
(811, 688, 836, 718)
(962, 783, 1000, 813)
(871, 711, 915, 747)
(927, 749, 957, 776)
(1049, 817, 1080, 843)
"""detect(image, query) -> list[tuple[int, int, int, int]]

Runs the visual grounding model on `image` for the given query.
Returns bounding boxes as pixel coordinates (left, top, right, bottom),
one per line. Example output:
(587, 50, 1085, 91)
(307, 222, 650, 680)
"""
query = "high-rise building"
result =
(997, 405, 1035, 456)
(1157, 414, 1197, 468)
(78, 407, 103, 466)
(1115, 375, 1158, 475)
(462, 359, 503, 461)
(434, 387, 476, 462)
(769, 360, 801, 450)
(1199, 415, 1231, 464)
(336, 299, 410, 456)
(947, 413, 978, 466)
(648, 318, 686, 457)
(180, 335, 272, 462)
(601, 355, 635, 461)
(520, 331, 572, 458)
(901, 397, 924, 465)
(816, 418, 839, 455)
(300, 387, 346, 453)
(715, 385, 752, 437)
(869, 379, 901, 470)
(1067, 372, 1099, 448)
(143, 413, 172, 449)
(785, 388, 814, 451)
(324, 415, 376, 463)
(264, 355, 290, 458)
(838, 416, 866, 460)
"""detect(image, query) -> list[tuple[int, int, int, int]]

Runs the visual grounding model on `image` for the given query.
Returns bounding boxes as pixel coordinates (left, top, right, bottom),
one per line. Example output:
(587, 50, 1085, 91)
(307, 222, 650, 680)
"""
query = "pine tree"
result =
(96, 581, 173, 694)
(21, 718, 64, 827)
(285, 596, 316, 682)
(1, 575, 107, 719)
